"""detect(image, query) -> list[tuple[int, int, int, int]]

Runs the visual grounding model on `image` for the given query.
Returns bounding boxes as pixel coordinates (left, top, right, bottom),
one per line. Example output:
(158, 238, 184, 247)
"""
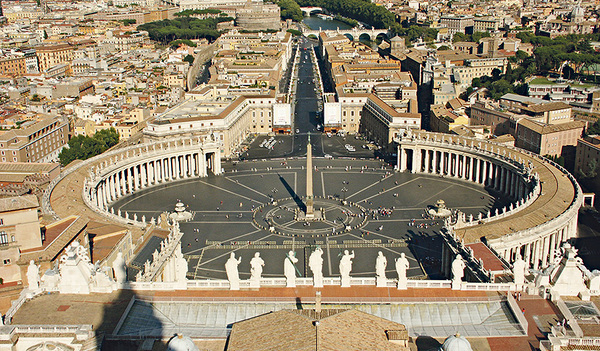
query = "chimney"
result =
(315, 291, 322, 313)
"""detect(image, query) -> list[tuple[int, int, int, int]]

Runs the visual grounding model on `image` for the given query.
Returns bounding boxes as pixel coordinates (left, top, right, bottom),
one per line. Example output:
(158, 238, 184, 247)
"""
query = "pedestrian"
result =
(522, 308, 525, 315)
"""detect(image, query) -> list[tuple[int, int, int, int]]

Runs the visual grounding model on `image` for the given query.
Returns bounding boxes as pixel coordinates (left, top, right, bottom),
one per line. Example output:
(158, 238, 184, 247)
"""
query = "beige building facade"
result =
(0, 195, 41, 283)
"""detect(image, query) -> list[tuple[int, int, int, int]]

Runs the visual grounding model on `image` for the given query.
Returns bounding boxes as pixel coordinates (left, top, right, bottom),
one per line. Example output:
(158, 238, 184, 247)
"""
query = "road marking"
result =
(225, 177, 270, 199)
(356, 177, 421, 202)
(195, 179, 263, 203)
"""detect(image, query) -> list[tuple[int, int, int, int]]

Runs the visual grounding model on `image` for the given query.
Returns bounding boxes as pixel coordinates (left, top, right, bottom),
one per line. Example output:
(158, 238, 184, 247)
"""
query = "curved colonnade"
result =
(397, 131, 582, 270)
(45, 137, 221, 229)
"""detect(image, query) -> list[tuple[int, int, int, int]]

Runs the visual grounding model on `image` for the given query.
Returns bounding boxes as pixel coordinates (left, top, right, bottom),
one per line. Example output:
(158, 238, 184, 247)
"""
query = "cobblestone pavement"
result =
(113, 158, 509, 280)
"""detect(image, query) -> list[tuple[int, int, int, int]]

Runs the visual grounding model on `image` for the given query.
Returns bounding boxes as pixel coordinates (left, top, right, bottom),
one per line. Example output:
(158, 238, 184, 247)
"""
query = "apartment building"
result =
(0, 117, 69, 163)
(144, 87, 289, 156)
(440, 15, 474, 35)
(359, 94, 421, 150)
(575, 135, 600, 179)
(0, 56, 26, 77)
(0, 195, 41, 283)
(35, 44, 74, 72)
(515, 119, 584, 157)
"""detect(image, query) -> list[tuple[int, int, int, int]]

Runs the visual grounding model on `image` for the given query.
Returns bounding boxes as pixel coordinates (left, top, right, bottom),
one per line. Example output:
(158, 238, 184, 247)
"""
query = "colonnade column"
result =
(424, 149, 431, 173)
(482, 161, 488, 186)
(440, 152, 446, 175)
(399, 148, 407, 172)
(469, 157, 474, 181)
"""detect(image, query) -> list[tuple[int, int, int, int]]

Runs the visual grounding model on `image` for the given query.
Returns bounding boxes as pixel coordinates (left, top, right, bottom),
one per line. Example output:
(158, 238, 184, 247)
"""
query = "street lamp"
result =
(341, 187, 348, 205)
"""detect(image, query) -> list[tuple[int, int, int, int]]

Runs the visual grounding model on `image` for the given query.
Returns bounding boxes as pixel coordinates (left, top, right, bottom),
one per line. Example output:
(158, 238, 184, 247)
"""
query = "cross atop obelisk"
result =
(305, 132, 314, 218)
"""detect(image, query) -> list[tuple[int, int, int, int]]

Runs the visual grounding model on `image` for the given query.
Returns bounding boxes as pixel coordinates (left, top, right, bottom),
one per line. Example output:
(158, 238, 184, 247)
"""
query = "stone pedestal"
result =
(397, 279, 407, 290)
(341, 276, 350, 288)
(313, 276, 323, 288)
(376, 277, 387, 287)
(451, 280, 462, 290)
(229, 280, 240, 291)
(249, 278, 260, 289)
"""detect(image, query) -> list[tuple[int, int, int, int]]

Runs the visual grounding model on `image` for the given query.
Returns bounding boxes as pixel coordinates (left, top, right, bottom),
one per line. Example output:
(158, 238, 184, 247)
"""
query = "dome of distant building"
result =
(440, 333, 473, 351)
(167, 334, 199, 351)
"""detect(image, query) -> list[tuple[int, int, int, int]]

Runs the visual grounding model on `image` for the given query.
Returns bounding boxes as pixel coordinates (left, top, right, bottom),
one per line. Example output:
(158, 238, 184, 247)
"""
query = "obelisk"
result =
(305, 133, 314, 218)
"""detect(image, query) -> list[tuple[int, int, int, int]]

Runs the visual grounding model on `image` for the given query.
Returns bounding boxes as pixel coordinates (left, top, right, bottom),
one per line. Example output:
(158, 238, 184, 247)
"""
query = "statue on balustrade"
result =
(309, 247, 324, 288)
(339, 250, 355, 287)
(225, 253, 242, 290)
(513, 254, 527, 289)
(375, 251, 387, 287)
(395, 253, 410, 290)
(112, 252, 127, 285)
(27, 260, 40, 290)
(284, 250, 299, 287)
(451, 254, 465, 290)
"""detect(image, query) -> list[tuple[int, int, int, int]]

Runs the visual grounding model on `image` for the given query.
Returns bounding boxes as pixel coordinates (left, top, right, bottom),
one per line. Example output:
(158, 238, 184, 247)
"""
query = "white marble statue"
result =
(174, 245, 188, 284)
(225, 253, 242, 290)
(250, 252, 264, 282)
(451, 254, 465, 289)
(112, 252, 127, 285)
(375, 251, 387, 287)
(513, 254, 527, 289)
(309, 247, 324, 288)
(395, 253, 410, 290)
(27, 260, 40, 290)
(284, 251, 299, 287)
(339, 250, 355, 287)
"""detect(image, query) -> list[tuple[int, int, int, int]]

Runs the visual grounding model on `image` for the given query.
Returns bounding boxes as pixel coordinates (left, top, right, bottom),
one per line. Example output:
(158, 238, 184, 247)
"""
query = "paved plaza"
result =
(114, 156, 508, 281)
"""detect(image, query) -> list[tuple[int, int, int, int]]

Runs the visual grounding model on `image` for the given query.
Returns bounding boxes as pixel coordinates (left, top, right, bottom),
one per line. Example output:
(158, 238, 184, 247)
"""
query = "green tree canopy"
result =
(138, 17, 232, 43)
(183, 54, 195, 65)
(59, 128, 120, 166)
(277, 0, 303, 22)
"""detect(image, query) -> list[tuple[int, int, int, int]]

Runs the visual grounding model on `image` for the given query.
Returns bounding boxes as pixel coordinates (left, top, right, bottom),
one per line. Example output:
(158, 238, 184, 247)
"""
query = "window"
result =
(0, 232, 8, 246)
(3, 259, 9, 265)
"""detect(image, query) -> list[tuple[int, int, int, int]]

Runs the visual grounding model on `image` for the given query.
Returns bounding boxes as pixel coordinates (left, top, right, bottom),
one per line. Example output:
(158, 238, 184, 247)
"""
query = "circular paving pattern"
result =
(252, 197, 367, 237)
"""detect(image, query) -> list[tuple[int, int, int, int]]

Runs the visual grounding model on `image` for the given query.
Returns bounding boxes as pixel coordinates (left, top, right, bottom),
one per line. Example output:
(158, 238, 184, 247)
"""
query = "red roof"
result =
(466, 242, 506, 272)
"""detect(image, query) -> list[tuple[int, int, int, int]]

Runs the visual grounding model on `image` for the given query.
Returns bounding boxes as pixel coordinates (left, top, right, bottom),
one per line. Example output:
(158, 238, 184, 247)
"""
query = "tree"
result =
(586, 120, 600, 135)
(183, 54, 195, 65)
(277, 0, 303, 22)
(120, 19, 137, 26)
(59, 128, 120, 166)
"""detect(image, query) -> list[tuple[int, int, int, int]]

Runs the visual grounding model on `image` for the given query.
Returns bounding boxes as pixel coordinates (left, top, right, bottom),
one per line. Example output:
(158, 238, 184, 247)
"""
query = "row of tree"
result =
(137, 17, 232, 43)
(517, 32, 600, 73)
(452, 31, 490, 43)
(461, 32, 600, 100)
(58, 129, 120, 167)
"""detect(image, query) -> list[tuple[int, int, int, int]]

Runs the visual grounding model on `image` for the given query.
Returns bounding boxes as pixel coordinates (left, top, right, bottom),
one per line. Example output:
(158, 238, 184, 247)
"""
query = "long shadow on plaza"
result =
(279, 173, 306, 211)
(406, 229, 446, 280)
